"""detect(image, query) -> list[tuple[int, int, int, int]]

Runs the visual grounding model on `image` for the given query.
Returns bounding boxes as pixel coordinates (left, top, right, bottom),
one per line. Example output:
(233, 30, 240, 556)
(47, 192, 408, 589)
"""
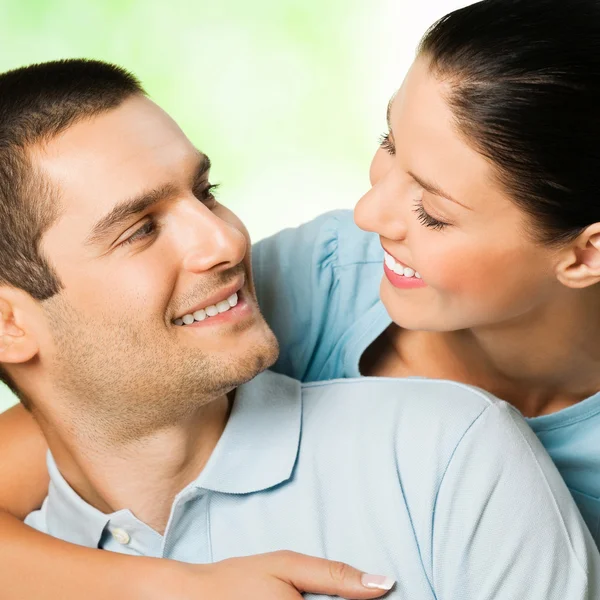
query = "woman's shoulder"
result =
(251, 210, 384, 382)
(253, 209, 380, 272)
(326, 209, 383, 267)
(528, 394, 600, 545)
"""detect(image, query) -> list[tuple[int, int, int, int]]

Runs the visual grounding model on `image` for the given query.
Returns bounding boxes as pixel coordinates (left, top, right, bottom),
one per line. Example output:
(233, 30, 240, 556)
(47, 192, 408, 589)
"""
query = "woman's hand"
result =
(152, 551, 395, 600)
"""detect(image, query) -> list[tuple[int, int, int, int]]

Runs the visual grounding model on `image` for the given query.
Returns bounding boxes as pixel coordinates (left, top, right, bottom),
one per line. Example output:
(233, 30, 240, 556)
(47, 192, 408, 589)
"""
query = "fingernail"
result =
(361, 574, 395, 591)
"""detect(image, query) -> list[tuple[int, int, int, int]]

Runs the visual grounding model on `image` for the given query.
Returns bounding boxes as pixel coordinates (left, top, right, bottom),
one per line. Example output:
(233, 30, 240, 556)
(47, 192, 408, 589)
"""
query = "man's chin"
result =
(229, 319, 279, 371)
(254, 334, 280, 372)
(185, 330, 279, 396)
(229, 334, 280, 387)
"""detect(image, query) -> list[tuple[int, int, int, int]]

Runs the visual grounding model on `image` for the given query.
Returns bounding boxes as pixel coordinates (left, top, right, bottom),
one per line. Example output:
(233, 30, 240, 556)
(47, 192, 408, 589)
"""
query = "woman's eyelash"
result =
(379, 132, 396, 155)
(376, 133, 449, 231)
(413, 199, 450, 231)
(375, 134, 448, 231)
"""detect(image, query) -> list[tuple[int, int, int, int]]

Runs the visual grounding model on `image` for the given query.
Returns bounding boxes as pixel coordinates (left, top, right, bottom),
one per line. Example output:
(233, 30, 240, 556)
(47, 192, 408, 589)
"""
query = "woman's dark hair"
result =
(419, 0, 600, 245)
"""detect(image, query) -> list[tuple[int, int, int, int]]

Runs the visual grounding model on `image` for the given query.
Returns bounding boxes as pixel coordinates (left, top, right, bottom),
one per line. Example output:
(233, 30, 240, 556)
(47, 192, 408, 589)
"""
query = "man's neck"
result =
(36, 394, 232, 533)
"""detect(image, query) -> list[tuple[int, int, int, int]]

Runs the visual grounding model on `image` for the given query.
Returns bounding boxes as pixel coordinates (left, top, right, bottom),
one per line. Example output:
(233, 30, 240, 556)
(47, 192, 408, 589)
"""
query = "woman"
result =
(2, 0, 600, 596)
(255, 0, 600, 543)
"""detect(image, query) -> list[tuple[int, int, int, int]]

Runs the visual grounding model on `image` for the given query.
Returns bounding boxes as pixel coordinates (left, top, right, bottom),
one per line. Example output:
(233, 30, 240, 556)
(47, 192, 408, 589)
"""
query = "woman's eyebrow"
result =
(408, 170, 472, 210)
(384, 96, 470, 211)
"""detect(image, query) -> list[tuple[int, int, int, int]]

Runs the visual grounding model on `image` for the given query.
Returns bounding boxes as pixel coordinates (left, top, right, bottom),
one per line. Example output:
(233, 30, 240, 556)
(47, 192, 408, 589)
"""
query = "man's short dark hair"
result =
(0, 59, 145, 397)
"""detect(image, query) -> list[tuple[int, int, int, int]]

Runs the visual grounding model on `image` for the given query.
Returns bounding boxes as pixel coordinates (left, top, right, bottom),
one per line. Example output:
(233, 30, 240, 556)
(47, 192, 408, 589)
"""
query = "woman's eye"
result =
(122, 220, 158, 246)
(413, 199, 450, 231)
(379, 132, 396, 156)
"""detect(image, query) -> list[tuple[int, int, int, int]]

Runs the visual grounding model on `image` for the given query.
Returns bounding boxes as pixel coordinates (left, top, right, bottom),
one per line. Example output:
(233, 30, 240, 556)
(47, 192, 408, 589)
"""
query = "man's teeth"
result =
(384, 252, 421, 279)
(174, 292, 239, 326)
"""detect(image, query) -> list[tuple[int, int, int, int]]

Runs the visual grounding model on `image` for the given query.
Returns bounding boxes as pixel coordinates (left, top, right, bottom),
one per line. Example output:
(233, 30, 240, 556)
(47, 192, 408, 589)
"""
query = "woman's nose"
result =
(355, 173, 409, 242)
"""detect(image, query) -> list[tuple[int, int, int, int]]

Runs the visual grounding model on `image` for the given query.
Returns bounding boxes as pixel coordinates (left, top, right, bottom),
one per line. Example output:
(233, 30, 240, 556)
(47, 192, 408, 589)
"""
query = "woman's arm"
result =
(0, 406, 391, 600)
(0, 513, 391, 599)
(0, 404, 49, 518)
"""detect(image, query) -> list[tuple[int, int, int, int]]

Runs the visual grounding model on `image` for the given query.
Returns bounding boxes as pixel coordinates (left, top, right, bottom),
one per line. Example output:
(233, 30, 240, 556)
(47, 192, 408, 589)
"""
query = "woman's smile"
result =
(383, 250, 426, 289)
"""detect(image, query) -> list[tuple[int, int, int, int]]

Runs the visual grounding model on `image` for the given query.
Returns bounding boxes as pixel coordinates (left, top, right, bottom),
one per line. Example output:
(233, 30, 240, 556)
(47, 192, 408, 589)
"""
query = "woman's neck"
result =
(368, 287, 600, 418)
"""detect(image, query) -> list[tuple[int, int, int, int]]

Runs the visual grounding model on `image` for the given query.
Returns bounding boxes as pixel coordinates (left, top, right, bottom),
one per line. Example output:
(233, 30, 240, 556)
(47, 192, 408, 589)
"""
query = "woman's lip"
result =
(383, 263, 427, 289)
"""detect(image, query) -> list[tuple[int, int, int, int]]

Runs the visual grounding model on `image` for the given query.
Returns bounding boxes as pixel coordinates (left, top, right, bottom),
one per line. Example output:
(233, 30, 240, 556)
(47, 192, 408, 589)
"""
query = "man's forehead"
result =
(34, 95, 200, 221)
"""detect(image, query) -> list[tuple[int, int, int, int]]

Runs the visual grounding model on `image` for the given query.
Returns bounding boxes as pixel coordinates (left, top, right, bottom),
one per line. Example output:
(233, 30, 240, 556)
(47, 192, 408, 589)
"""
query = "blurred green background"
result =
(0, 0, 466, 412)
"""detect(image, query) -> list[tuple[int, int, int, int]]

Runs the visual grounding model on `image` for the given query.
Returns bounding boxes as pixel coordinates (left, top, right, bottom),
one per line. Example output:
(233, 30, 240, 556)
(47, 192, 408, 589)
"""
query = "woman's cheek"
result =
(428, 244, 524, 313)
(416, 241, 488, 299)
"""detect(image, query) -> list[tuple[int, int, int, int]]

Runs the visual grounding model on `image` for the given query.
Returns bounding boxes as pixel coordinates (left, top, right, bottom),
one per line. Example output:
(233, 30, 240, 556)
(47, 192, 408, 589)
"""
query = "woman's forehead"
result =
(388, 59, 502, 212)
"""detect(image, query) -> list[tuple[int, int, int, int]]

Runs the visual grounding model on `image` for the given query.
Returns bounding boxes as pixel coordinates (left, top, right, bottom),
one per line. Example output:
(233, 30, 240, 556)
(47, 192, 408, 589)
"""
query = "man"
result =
(0, 59, 597, 599)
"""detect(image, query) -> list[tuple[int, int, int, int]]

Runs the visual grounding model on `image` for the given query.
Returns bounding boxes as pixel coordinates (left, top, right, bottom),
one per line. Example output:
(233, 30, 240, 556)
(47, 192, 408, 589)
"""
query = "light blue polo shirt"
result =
(25, 371, 600, 598)
(252, 209, 600, 546)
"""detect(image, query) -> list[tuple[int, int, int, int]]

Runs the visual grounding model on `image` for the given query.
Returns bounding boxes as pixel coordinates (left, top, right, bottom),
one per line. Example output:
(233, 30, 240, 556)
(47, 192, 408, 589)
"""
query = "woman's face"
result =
(354, 56, 561, 332)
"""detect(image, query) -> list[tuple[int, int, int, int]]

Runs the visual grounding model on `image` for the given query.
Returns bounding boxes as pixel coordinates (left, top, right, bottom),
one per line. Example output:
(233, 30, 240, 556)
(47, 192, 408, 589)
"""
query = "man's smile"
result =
(173, 276, 254, 328)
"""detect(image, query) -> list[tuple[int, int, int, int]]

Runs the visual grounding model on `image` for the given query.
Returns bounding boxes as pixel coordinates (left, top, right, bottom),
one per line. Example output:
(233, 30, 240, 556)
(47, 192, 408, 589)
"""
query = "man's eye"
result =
(195, 183, 220, 206)
(378, 132, 396, 156)
(122, 220, 158, 246)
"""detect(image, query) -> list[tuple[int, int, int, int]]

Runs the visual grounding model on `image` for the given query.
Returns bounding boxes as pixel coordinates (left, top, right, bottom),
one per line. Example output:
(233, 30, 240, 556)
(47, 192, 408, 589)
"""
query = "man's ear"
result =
(0, 288, 39, 365)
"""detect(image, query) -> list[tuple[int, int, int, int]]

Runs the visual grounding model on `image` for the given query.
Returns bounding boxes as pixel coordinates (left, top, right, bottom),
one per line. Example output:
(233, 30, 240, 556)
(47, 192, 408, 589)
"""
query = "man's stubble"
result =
(39, 294, 278, 445)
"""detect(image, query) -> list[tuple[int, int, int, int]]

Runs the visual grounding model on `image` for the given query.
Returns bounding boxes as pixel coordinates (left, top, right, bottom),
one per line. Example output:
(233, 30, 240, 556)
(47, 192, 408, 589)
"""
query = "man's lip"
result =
(174, 275, 245, 321)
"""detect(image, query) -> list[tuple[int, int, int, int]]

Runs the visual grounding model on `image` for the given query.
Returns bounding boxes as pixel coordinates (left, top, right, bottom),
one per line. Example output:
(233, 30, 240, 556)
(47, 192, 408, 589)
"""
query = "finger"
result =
(266, 551, 395, 599)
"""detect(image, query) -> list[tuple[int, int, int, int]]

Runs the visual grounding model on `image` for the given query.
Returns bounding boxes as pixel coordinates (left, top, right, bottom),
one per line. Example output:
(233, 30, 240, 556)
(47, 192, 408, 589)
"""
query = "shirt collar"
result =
(44, 451, 111, 548)
(42, 370, 302, 547)
(192, 370, 302, 494)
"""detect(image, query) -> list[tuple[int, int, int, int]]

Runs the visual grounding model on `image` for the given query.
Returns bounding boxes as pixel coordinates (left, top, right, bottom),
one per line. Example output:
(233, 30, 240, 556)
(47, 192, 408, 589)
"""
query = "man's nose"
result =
(179, 204, 247, 274)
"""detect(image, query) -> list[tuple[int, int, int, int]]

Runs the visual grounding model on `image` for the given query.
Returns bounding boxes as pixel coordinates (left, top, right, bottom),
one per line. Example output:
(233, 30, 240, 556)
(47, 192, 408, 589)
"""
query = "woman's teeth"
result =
(384, 252, 421, 279)
(174, 292, 239, 326)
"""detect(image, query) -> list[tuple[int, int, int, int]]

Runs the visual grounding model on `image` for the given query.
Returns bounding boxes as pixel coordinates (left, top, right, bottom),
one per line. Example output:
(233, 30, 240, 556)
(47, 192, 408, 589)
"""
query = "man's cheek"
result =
(369, 150, 388, 185)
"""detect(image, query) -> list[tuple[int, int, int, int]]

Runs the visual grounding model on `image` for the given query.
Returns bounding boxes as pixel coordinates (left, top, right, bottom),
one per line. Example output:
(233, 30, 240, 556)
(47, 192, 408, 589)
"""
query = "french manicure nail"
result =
(361, 574, 395, 591)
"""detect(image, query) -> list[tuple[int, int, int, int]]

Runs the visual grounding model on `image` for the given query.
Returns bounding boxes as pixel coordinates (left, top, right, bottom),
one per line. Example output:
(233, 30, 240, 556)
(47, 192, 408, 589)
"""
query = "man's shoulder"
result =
(299, 376, 507, 461)
(301, 376, 500, 419)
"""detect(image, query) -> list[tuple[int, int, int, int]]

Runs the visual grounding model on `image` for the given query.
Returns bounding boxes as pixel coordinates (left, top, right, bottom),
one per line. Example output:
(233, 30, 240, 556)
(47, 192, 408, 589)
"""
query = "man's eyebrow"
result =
(85, 152, 212, 246)
(386, 96, 394, 132)
(408, 170, 472, 210)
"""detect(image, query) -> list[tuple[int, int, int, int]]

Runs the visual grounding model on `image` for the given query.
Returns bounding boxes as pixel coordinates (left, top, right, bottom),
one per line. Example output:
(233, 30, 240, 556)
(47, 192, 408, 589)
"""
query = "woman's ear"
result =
(555, 224, 600, 288)
(0, 289, 39, 365)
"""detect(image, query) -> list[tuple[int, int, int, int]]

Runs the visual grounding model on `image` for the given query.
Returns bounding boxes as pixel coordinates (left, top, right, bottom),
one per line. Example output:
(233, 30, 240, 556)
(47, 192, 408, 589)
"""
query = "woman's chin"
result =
(380, 292, 461, 333)
(380, 280, 436, 331)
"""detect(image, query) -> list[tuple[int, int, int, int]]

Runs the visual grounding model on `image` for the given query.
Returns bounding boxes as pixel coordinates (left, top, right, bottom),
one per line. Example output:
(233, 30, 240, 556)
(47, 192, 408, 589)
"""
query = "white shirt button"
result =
(111, 528, 131, 545)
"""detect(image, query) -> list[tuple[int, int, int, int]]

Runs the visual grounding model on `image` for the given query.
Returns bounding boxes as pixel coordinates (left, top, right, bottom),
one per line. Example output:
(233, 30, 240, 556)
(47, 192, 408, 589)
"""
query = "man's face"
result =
(33, 95, 278, 436)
